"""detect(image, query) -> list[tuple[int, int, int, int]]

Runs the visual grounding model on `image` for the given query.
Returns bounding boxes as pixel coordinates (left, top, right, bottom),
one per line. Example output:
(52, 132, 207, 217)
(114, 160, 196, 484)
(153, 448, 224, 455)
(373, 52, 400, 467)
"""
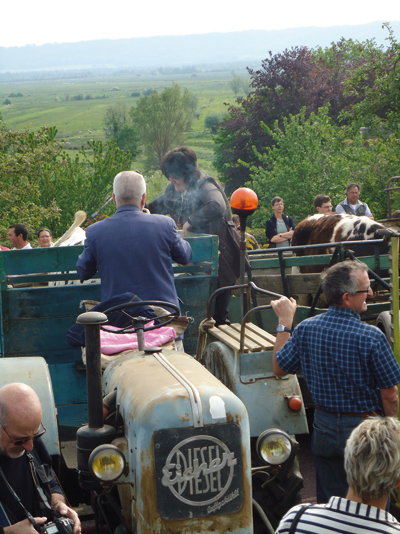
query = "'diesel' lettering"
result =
(162, 448, 236, 494)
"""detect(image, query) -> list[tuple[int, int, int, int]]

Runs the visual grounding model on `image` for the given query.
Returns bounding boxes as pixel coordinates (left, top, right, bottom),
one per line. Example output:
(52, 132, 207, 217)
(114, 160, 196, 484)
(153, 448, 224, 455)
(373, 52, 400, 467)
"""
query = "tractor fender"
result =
(0, 357, 59, 455)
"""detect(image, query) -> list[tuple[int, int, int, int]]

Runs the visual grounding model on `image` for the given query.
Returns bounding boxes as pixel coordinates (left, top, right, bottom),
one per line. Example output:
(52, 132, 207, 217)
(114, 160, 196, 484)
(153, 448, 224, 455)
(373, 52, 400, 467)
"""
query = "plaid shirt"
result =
(276, 306, 400, 412)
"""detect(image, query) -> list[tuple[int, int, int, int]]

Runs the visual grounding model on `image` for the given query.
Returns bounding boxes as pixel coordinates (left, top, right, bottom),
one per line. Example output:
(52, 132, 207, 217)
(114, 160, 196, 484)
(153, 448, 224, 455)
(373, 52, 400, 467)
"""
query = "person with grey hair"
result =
(270, 260, 400, 504)
(276, 417, 400, 533)
(76, 170, 192, 311)
(0, 383, 80, 534)
(335, 183, 373, 218)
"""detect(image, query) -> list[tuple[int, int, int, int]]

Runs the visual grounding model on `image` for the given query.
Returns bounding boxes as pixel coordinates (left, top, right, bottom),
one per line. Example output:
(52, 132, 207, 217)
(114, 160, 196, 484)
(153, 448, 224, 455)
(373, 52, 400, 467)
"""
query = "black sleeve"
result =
(265, 218, 276, 241)
(187, 181, 226, 230)
(147, 183, 179, 217)
(288, 216, 295, 231)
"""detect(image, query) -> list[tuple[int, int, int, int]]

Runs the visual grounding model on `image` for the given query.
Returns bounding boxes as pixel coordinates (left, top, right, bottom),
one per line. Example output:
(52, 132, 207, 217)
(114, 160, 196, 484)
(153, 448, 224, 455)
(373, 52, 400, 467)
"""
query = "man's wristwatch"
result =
(277, 324, 292, 334)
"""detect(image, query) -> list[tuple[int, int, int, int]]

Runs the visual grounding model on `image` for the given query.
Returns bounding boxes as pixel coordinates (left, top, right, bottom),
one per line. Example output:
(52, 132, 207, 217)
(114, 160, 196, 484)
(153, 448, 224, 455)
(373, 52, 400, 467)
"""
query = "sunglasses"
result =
(1, 421, 46, 446)
(351, 286, 371, 295)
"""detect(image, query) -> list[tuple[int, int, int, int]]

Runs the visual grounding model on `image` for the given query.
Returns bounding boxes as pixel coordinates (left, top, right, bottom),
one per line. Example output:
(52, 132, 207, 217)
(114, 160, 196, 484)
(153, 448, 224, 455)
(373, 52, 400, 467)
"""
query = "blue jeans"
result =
(311, 410, 363, 503)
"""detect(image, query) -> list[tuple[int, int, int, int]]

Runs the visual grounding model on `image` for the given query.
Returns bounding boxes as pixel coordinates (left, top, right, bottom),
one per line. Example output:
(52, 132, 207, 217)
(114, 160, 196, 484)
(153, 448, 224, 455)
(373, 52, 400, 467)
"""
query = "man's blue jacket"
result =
(76, 205, 192, 309)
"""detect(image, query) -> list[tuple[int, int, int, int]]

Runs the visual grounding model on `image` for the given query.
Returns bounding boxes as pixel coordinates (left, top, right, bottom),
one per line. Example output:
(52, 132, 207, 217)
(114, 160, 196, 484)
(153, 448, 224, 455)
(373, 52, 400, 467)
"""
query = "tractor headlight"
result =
(89, 444, 126, 481)
(256, 429, 292, 465)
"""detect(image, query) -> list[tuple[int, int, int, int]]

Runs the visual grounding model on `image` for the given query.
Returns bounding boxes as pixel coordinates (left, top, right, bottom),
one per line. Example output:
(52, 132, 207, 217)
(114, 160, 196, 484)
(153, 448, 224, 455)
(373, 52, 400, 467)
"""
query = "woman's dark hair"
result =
(37, 227, 52, 238)
(271, 196, 283, 207)
(161, 146, 201, 184)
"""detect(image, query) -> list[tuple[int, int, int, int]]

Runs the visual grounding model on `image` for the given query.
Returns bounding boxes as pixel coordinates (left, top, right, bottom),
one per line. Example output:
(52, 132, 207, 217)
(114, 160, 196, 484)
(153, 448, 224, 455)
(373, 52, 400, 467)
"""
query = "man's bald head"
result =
(0, 383, 42, 427)
(113, 171, 146, 209)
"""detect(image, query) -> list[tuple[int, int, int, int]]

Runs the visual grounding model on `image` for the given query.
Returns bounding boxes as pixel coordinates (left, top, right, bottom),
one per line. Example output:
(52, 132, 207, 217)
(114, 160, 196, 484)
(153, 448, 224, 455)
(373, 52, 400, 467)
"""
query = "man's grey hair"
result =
(321, 260, 368, 306)
(346, 182, 361, 193)
(113, 171, 146, 208)
(345, 417, 400, 500)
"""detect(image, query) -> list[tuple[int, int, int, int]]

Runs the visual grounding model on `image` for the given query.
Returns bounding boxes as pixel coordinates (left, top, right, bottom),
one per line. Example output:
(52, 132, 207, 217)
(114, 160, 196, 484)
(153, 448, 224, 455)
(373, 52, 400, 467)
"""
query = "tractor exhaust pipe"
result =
(77, 311, 108, 428)
(75, 311, 121, 490)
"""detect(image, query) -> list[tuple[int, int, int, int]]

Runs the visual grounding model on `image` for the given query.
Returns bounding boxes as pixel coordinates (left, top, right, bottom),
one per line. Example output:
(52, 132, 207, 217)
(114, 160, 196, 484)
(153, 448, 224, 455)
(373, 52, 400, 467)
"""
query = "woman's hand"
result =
(181, 221, 191, 238)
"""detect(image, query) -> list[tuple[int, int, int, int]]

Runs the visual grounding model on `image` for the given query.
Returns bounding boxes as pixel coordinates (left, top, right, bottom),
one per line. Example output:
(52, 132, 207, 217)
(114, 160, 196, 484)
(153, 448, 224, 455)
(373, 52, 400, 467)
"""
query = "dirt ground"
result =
(297, 433, 317, 504)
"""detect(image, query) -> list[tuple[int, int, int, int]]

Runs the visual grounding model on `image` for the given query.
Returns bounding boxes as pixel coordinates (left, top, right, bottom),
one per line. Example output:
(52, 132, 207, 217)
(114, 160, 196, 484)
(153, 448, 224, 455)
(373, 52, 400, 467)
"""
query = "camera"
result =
(39, 517, 74, 534)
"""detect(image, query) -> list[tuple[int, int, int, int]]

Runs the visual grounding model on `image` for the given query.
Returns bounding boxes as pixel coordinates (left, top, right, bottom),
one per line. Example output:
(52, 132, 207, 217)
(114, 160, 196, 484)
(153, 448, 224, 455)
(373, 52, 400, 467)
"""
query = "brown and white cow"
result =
(291, 213, 389, 272)
(292, 213, 387, 246)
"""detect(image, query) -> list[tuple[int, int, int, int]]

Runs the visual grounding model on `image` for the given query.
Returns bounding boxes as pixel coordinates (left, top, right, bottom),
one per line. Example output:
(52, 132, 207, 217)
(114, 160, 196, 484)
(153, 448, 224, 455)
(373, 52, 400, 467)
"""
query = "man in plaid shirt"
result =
(271, 260, 400, 503)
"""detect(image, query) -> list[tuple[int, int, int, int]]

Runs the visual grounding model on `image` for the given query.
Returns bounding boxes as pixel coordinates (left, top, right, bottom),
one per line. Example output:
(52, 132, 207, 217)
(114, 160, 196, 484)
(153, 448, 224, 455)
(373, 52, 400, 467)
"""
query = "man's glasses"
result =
(351, 286, 371, 295)
(1, 422, 46, 446)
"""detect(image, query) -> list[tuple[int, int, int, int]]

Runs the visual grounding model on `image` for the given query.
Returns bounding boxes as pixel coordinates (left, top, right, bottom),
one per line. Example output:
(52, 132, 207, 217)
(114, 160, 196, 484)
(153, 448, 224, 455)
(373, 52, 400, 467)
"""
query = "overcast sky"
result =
(1, 0, 399, 47)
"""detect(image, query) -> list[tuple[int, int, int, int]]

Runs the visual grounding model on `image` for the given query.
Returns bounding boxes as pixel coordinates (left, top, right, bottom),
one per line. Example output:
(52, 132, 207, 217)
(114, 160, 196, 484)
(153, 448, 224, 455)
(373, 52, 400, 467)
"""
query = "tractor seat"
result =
(208, 323, 276, 353)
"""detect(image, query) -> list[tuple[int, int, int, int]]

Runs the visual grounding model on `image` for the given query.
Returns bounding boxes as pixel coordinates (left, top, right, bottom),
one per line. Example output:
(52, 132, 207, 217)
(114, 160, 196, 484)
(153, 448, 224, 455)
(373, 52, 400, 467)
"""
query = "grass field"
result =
(0, 69, 250, 176)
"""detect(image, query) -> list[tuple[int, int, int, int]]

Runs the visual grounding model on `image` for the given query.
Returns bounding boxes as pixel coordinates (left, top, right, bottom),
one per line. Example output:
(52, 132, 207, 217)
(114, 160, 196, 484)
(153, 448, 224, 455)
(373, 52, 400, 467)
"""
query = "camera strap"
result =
(26, 452, 52, 514)
(0, 465, 40, 530)
(0, 502, 11, 528)
(288, 504, 313, 534)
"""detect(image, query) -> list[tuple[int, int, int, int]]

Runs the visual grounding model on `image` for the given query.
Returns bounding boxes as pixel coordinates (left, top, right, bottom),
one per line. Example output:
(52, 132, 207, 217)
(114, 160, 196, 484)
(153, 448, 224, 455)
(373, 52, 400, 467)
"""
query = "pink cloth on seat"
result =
(100, 322, 176, 355)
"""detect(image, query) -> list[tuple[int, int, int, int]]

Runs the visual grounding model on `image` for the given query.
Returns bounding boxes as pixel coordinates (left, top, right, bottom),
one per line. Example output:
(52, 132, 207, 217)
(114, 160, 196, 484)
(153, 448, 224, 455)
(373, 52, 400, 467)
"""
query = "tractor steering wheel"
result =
(101, 300, 180, 334)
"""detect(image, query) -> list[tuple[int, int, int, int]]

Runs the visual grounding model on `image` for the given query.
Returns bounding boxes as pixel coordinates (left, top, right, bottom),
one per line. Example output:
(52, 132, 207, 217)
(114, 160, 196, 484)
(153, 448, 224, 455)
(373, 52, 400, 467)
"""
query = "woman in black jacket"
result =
(148, 146, 241, 325)
(265, 196, 295, 248)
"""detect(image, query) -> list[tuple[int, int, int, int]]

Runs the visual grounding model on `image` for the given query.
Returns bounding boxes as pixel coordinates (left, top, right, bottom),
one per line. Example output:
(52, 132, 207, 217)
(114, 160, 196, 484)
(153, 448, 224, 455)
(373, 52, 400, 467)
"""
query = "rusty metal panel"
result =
(102, 350, 253, 534)
(203, 342, 308, 437)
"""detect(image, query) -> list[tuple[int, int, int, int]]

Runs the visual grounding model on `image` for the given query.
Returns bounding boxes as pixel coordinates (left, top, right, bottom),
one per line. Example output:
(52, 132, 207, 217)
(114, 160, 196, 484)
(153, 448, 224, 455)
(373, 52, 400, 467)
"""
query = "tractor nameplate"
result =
(154, 424, 244, 519)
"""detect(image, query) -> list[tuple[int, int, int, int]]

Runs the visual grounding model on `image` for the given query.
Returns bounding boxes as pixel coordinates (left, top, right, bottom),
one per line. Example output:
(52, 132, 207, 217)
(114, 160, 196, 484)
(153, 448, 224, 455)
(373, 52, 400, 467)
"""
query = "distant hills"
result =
(0, 21, 399, 74)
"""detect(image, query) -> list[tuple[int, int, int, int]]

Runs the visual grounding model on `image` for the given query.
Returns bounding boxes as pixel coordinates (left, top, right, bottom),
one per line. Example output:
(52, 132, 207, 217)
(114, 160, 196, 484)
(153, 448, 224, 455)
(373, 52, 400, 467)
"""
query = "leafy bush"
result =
(249, 105, 400, 223)
(204, 113, 224, 133)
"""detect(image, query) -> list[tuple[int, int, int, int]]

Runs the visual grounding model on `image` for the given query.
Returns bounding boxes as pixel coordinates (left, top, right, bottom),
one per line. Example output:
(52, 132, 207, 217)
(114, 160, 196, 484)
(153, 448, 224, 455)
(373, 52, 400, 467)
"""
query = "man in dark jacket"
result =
(265, 197, 295, 248)
(0, 383, 80, 534)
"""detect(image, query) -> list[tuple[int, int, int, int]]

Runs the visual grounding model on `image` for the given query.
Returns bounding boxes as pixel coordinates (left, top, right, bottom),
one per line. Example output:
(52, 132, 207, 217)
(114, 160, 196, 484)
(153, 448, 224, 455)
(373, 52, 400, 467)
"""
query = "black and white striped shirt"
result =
(276, 497, 400, 533)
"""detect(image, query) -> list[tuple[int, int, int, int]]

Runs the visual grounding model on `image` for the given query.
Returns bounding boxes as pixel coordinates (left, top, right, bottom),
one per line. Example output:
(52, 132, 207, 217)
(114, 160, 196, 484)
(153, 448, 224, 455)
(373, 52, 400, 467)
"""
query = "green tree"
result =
(249, 105, 400, 224)
(39, 139, 132, 232)
(189, 94, 199, 115)
(204, 113, 224, 133)
(229, 73, 244, 96)
(0, 121, 132, 236)
(104, 101, 130, 138)
(104, 101, 139, 160)
(213, 40, 384, 193)
(241, 78, 251, 96)
(131, 83, 195, 168)
(0, 126, 63, 233)
(342, 24, 400, 137)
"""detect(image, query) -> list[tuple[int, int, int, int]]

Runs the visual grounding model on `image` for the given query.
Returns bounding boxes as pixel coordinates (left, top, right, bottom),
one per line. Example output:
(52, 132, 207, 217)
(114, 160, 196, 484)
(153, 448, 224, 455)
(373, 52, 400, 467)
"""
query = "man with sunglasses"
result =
(0, 383, 80, 534)
(270, 261, 400, 504)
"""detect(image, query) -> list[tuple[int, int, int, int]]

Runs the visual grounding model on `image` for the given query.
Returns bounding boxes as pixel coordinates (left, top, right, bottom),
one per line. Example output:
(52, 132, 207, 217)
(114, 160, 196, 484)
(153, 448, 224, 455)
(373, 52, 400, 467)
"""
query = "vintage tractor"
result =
(75, 295, 306, 534)
(74, 188, 308, 533)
